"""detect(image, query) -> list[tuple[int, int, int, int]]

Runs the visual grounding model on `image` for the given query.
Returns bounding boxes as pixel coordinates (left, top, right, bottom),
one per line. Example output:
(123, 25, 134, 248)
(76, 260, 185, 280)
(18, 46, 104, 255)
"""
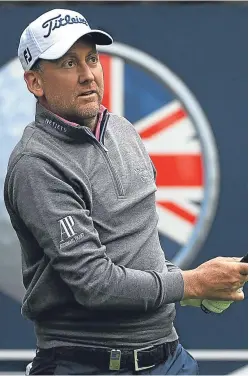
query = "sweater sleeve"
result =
(7, 154, 184, 312)
(165, 260, 182, 273)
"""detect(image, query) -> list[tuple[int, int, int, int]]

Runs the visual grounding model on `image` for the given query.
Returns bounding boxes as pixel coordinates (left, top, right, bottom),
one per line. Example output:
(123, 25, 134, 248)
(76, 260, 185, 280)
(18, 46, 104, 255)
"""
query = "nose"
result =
(78, 62, 95, 85)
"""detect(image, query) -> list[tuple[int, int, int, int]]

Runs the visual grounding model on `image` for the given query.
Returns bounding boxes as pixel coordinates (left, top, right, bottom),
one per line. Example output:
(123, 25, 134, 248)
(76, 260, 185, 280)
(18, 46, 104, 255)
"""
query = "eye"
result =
(62, 59, 76, 68)
(88, 55, 99, 64)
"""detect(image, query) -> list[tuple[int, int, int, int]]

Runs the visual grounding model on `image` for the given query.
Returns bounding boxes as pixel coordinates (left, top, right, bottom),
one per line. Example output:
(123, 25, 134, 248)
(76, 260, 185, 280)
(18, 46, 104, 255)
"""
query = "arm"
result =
(7, 154, 184, 312)
(165, 260, 181, 273)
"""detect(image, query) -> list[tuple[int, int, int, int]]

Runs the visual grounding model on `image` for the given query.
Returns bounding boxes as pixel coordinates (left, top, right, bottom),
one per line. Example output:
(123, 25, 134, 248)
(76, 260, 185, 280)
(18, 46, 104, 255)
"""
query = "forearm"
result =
(52, 250, 185, 311)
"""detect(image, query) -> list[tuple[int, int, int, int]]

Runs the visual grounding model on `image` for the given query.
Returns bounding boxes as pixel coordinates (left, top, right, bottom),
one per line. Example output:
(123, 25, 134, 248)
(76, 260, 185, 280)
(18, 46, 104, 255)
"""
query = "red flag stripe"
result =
(151, 155, 203, 186)
(139, 108, 187, 139)
(100, 54, 111, 110)
(157, 201, 197, 224)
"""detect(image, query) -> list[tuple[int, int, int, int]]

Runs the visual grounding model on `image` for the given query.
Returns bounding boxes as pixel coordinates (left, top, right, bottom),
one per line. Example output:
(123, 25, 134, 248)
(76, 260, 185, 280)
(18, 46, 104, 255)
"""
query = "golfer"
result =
(4, 9, 248, 375)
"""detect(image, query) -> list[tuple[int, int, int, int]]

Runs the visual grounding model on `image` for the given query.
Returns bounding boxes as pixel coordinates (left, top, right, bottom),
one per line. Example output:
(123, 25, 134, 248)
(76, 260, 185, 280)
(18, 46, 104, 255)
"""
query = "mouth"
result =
(78, 90, 97, 98)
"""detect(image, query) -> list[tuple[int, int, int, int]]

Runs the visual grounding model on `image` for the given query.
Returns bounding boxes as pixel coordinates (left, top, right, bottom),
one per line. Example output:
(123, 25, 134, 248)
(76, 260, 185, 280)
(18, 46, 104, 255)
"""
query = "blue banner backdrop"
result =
(0, 3, 247, 375)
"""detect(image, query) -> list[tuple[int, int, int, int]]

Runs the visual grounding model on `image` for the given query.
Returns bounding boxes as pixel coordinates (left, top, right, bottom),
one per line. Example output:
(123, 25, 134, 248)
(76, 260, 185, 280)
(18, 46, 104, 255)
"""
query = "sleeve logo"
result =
(58, 215, 76, 242)
(58, 216, 84, 249)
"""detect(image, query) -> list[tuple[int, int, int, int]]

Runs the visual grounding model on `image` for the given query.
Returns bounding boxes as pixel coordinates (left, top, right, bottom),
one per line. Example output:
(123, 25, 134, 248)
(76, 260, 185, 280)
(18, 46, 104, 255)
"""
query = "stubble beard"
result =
(46, 92, 103, 129)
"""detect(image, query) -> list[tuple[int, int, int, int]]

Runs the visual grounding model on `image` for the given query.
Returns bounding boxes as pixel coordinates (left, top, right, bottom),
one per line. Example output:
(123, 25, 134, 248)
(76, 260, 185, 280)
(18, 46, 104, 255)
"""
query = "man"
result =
(4, 9, 248, 375)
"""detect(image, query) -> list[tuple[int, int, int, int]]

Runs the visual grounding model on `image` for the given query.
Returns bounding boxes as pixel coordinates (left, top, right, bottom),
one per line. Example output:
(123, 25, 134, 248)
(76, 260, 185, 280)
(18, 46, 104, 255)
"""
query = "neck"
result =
(38, 99, 98, 130)
(80, 116, 98, 130)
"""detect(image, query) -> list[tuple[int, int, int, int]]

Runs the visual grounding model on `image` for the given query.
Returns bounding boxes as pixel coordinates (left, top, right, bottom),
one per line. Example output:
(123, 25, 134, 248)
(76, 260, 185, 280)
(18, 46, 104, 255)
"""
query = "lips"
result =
(79, 90, 97, 96)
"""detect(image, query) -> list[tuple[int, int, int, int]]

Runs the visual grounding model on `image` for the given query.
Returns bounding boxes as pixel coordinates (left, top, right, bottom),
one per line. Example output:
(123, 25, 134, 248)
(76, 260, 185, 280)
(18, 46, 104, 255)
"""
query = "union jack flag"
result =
(100, 50, 217, 266)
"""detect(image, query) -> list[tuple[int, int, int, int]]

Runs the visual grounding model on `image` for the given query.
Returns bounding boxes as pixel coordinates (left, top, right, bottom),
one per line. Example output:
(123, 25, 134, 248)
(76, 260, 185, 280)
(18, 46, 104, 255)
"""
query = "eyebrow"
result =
(62, 49, 97, 59)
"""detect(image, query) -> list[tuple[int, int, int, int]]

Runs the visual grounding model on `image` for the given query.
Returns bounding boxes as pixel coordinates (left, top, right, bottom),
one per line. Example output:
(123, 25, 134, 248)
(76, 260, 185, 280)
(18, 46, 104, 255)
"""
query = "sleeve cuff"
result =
(163, 271, 185, 303)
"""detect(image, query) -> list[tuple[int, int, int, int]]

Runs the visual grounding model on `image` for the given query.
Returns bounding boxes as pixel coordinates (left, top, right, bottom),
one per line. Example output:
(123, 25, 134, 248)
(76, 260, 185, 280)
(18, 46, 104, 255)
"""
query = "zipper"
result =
(103, 150, 125, 197)
(85, 114, 125, 197)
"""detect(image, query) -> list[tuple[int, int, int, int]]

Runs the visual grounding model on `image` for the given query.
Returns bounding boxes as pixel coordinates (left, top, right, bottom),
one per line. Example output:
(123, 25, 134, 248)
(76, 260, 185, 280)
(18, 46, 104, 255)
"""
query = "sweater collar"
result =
(35, 102, 107, 141)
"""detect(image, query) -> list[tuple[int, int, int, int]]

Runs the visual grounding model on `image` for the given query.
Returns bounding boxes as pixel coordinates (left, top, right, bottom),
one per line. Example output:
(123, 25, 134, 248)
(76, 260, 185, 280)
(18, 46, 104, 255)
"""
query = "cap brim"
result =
(39, 28, 113, 61)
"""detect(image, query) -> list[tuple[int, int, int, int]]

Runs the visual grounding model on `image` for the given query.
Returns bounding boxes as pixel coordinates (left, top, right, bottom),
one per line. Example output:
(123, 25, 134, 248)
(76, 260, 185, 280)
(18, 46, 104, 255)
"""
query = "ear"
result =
(24, 71, 44, 97)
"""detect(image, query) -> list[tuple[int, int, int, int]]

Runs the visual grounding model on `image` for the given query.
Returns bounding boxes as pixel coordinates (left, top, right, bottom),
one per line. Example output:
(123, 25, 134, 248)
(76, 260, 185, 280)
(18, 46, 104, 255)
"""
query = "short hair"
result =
(31, 59, 42, 72)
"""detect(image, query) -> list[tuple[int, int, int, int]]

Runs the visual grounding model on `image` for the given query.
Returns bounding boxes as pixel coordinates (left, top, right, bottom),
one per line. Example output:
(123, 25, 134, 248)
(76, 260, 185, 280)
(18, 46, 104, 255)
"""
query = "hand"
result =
(182, 257, 248, 301)
(200, 283, 246, 314)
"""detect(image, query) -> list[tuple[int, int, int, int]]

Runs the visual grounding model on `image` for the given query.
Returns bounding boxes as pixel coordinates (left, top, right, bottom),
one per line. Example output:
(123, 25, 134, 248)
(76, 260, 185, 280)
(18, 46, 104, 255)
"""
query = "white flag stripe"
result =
(157, 205, 192, 244)
(134, 100, 181, 133)
(156, 187, 204, 201)
(156, 187, 202, 217)
(157, 198, 200, 217)
(111, 57, 124, 116)
(142, 117, 201, 154)
(178, 200, 200, 216)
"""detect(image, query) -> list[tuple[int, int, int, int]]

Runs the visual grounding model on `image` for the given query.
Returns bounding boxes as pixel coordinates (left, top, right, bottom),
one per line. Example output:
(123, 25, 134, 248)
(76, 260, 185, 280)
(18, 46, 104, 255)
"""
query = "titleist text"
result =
(42, 14, 88, 38)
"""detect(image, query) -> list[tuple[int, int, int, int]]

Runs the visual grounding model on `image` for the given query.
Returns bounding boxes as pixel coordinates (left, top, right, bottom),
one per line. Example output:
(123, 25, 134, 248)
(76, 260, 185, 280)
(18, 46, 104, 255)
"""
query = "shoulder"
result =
(6, 124, 36, 170)
(108, 112, 132, 126)
(108, 112, 140, 136)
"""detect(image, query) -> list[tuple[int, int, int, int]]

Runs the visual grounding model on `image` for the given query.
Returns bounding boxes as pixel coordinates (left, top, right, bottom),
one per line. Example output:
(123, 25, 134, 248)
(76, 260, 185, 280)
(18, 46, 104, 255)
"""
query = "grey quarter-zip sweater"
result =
(4, 103, 184, 349)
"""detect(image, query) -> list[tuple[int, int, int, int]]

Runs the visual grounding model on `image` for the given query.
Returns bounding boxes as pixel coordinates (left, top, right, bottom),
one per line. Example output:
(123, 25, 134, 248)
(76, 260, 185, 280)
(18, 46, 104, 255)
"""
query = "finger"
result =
(230, 285, 243, 292)
(240, 276, 248, 284)
(224, 257, 246, 262)
(230, 279, 247, 291)
(238, 263, 248, 275)
(231, 282, 245, 291)
(230, 290, 244, 301)
(231, 257, 243, 262)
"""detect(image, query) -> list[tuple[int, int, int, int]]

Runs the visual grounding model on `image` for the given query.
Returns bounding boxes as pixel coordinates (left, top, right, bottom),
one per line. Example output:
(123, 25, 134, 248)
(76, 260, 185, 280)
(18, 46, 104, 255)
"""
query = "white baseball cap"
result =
(18, 9, 113, 71)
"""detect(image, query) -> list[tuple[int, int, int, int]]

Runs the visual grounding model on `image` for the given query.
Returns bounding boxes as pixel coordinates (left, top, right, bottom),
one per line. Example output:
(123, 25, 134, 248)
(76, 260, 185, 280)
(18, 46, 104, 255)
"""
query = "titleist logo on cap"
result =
(42, 14, 89, 38)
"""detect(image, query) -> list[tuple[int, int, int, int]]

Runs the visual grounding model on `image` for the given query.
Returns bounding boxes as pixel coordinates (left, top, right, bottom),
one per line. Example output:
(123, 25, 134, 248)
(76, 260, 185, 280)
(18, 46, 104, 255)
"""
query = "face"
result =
(24, 37, 104, 127)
